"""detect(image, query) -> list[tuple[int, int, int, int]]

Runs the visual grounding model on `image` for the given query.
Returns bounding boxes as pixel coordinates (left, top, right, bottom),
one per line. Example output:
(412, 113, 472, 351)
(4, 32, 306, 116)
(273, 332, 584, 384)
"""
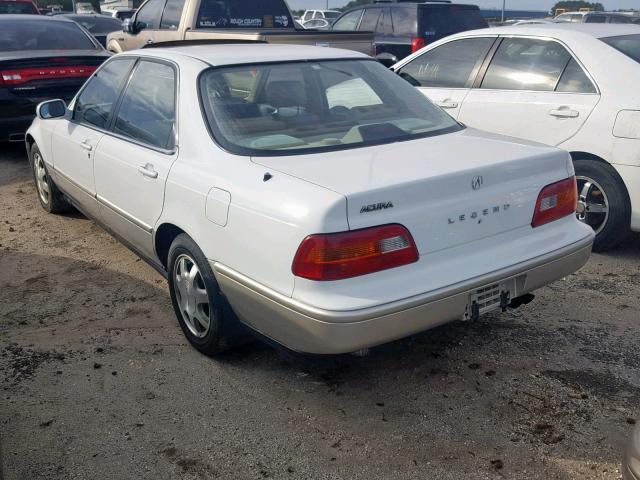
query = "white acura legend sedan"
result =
(26, 45, 594, 356)
(392, 24, 640, 251)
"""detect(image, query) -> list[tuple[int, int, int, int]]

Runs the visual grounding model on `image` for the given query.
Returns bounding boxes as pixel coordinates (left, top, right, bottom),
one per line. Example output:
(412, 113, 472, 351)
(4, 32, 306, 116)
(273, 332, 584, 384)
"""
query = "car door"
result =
(93, 59, 178, 260)
(394, 36, 497, 119)
(458, 36, 600, 146)
(121, 0, 166, 50)
(50, 57, 137, 219)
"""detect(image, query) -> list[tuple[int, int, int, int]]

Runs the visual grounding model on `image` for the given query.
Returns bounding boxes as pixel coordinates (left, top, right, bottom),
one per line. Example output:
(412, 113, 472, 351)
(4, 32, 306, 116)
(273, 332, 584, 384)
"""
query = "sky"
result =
(286, 0, 640, 12)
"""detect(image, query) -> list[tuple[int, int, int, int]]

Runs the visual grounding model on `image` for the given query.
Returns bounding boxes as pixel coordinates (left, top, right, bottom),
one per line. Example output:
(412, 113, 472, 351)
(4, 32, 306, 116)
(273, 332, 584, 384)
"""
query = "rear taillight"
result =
(531, 176, 577, 228)
(411, 37, 426, 53)
(292, 224, 419, 281)
(0, 66, 97, 86)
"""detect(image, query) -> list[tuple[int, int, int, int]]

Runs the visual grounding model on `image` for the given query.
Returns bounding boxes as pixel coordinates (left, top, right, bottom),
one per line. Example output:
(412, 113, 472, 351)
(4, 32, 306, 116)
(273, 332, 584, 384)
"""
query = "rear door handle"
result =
(138, 163, 158, 179)
(80, 140, 93, 151)
(437, 100, 459, 109)
(548, 108, 579, 118)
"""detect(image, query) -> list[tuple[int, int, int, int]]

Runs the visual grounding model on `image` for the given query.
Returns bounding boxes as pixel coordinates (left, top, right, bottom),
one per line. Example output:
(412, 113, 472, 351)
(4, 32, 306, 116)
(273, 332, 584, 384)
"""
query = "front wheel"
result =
(167, 233, 245, 356)
(30, 143, 71, 214)
(573, 159, 631, 252)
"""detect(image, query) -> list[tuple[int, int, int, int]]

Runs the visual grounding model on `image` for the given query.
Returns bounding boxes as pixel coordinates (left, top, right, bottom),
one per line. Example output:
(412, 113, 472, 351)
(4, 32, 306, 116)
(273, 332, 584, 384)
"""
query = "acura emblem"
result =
(471, 176, 483, 190)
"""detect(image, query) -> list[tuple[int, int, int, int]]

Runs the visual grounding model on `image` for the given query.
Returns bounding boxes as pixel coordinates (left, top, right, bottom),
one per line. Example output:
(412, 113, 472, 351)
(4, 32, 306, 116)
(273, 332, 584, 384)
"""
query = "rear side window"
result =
(160, 0, 185, 29)
(0, 19, 97, 51)
(482, 38, 571, 91)
(377, 8, 393, 35)
(74, 58, 136, 129)
(358, 8, 381, 31)
(585, 14, 606, 23)
(390, 7, 417, 36)
(332, 9, 362, 31)
(419, 6, 487, 40)
(556, 58, 596, 93)
(0, 1, 37, 13)
(603, 34, 640, 63)
(196, 0, 293, 29)
(113, 61, 176, 150)
(398, 37, 494, 88)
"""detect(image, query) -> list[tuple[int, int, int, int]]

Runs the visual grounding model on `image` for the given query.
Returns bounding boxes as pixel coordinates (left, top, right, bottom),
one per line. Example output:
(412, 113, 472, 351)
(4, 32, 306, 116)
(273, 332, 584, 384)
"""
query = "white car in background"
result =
(26, 45, 593, 356)
(393, 24, 640, 251)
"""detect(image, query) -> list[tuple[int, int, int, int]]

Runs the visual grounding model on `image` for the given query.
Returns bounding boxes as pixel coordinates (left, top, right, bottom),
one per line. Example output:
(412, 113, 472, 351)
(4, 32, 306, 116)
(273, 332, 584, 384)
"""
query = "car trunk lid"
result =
(252, 129, 572, 255)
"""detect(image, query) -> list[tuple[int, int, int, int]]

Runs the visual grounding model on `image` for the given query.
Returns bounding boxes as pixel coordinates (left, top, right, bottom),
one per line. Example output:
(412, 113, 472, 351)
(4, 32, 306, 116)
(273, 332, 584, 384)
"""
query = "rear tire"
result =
(30, 143, 71, 214)
(167, 233, 246, 356)
(573, 158, 631, 252)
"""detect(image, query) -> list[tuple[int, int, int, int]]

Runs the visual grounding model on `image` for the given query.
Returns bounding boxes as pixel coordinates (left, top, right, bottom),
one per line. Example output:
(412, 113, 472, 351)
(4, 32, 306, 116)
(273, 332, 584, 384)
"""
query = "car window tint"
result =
(136, 0, 165, 30)
(398, 37, 494, 88)
(113, 61, 176, 150)
(0, 19, 97, 51)
(377, 8, 393, 35)
(556, 58, 596, 93)
(391, 7, 417, 36)
(74, 58, 136, 129)
(609, 15, 632, 23)
(332, 9, 362, 31)
(358, 8, 380, 31)
(419, 6, 487, 40)
(585, 14, 606, 23)
(602, 34, 640, 63)
(160, 0, 184, 29)
(0, 1, 37, 13)
(482, 38, 571, 91)
(196, 0, 292, 29)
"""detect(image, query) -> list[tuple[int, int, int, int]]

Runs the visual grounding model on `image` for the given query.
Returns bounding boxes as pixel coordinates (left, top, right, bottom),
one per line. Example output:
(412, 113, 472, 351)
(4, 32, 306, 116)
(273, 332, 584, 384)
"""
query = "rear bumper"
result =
(0, 115, 33, 142)
(213, 234, 593, 354)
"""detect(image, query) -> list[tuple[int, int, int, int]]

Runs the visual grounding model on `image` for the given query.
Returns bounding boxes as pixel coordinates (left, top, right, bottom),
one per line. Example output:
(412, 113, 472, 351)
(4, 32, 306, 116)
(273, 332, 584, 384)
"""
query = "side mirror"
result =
(36, 99, 67, 120)
(122, 18, 132, 32)
(376, 52, 399, 69)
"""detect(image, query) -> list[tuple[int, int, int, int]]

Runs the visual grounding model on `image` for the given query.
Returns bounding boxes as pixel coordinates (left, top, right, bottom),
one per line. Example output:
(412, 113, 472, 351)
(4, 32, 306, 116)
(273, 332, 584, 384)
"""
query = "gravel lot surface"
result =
(1, 144, 639, 480)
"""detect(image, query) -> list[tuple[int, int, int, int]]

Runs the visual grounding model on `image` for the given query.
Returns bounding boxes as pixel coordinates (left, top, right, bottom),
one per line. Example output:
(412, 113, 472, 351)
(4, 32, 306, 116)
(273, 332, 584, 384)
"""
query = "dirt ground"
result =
(1, 143, 639, 480)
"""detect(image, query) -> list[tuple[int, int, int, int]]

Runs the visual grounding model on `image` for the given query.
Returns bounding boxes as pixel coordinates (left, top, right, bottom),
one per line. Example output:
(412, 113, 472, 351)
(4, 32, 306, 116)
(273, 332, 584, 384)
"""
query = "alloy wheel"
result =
(576, 175, 609, 235)
(173, 254, 211, 338)
(34, 152, 50, 205)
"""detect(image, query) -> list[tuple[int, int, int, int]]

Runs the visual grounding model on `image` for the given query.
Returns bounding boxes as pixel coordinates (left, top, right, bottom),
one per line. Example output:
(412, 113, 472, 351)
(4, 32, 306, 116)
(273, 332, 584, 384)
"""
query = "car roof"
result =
(133, 43, 369, 66)
(460, 23, 640, 39)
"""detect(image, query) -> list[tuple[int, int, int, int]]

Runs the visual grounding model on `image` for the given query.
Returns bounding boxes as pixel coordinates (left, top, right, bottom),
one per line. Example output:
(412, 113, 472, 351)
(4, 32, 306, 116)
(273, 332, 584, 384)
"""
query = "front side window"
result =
(160, 0, 185, 29)
(196, 0, 292, 29)
(482, 38, 572, 91)
(74, 58, 136, 129)
(398, 37, 494, 88)
(603, 34, 640, 63)
(113, 61, 176, 150)
(136, 0, 165, 30)
(332, 9, 362, 31)
(585, 14, 606, 23)
(199, 59, 461, 156)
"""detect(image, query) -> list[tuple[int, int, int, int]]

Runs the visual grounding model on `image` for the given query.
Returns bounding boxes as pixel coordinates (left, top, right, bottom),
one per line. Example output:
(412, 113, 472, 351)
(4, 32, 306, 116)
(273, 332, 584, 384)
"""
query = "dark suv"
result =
(332, 0, 487, 63)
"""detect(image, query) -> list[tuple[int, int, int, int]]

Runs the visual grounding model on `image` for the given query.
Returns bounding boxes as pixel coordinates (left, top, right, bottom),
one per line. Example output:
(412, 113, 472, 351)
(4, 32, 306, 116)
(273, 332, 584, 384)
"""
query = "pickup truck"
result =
(106, 0, 373, 54)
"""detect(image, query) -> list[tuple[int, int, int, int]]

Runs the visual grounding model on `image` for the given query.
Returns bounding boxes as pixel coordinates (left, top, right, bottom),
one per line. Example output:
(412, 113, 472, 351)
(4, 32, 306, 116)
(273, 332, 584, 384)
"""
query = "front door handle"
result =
(138, 163, 158, 179)
(80, 140, 93, 151)
(437, 100, 458, 109)
(146, 39, 154, 45)
(548, 108, 579, 118)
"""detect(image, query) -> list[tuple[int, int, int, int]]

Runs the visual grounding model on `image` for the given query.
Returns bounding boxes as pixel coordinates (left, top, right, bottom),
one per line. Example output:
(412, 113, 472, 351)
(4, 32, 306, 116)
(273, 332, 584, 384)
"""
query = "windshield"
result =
(199, 59, 461, 156)
(0, 1, 37, 13)
(0, 19, 97, 51)
(602, 34, 640, 63)
(196, 0, 293, 29)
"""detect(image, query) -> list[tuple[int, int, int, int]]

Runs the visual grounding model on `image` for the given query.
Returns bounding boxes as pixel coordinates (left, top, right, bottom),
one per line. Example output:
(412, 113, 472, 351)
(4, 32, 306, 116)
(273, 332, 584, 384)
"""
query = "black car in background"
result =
(332, 0, 487, 64)
(59, 14, 123, 47)
(0, 15, 110, 142)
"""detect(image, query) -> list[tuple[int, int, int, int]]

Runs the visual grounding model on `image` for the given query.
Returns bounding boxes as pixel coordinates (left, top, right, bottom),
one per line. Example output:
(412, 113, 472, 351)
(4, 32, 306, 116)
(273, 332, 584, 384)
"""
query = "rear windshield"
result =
(196, 0, 293, 29)
(602, 34, 640, 63)
(0, 19, 98, 51)
(199, 59, 461, 156)
(0, 1, 37, 13)
(420, 5, 487, 39)
(65, 15, 122, 33)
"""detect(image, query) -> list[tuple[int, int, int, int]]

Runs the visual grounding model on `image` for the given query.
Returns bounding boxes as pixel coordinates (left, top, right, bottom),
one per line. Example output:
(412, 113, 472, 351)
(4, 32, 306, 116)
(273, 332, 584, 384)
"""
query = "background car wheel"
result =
(30, 143, 71, 214)
(167, 233, 247, 356)
(573, 158, 631, 252)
